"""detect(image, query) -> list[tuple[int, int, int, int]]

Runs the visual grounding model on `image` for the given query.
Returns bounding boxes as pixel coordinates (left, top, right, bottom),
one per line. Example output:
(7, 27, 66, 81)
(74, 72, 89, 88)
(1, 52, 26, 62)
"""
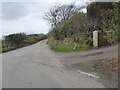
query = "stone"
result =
(93, 30, 98, 47)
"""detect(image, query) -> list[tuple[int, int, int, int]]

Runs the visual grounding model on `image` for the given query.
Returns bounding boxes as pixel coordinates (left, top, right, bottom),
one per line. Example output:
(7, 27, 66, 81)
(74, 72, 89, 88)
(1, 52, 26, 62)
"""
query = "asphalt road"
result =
(2, 40, 118, 88)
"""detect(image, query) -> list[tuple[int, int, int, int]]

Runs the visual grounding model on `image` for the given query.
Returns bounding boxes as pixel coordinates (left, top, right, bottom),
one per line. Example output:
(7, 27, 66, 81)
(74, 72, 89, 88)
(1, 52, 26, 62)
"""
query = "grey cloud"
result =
(1, 1, 87, 38)
(2, 2, 31, 20)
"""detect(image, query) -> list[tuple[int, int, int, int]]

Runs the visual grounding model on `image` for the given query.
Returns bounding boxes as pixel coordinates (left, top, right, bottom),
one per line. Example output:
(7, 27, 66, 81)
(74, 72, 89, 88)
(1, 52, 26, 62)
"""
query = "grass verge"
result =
(49, 42, 88, 52)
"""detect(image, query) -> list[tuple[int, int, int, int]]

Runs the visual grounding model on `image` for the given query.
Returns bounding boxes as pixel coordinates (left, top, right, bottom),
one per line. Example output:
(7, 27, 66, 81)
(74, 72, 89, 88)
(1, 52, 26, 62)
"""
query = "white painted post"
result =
(93, 30, 98, 47)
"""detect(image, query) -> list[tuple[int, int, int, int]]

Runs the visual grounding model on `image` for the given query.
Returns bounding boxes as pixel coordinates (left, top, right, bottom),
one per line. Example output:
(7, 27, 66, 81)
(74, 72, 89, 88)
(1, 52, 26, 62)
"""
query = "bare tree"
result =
(43, 3, 61, 27)
(43, 2, 86, 28)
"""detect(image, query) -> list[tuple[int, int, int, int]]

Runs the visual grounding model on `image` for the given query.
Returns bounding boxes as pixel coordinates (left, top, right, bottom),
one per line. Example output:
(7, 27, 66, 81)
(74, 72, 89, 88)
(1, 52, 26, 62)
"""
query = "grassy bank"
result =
(1, 33, 47, 53)
(46, 2, 119, 53)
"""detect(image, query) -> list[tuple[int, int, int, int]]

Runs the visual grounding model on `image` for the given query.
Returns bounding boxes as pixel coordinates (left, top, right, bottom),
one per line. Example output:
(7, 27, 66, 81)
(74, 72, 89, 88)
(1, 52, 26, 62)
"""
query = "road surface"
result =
(2, 40, 118, 88)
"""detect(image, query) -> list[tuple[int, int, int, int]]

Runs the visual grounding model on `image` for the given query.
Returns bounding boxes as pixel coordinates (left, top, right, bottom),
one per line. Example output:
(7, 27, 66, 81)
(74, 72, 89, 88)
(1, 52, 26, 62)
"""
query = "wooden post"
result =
(93, 30, 98, 47)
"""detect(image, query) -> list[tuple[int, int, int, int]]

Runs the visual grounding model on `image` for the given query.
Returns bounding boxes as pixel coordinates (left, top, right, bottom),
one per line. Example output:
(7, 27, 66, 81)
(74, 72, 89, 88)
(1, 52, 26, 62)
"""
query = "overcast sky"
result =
(0, 0, 91, 39)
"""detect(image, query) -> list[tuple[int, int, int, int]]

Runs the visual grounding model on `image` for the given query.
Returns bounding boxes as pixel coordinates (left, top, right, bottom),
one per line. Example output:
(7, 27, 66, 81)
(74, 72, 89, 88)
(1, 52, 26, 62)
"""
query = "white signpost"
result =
(93, 30, 98, 47)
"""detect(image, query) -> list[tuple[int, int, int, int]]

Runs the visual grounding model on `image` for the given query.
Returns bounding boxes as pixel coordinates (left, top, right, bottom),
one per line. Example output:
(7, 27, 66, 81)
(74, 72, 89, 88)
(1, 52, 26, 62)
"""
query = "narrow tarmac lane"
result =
(2, 40, 114, 88)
